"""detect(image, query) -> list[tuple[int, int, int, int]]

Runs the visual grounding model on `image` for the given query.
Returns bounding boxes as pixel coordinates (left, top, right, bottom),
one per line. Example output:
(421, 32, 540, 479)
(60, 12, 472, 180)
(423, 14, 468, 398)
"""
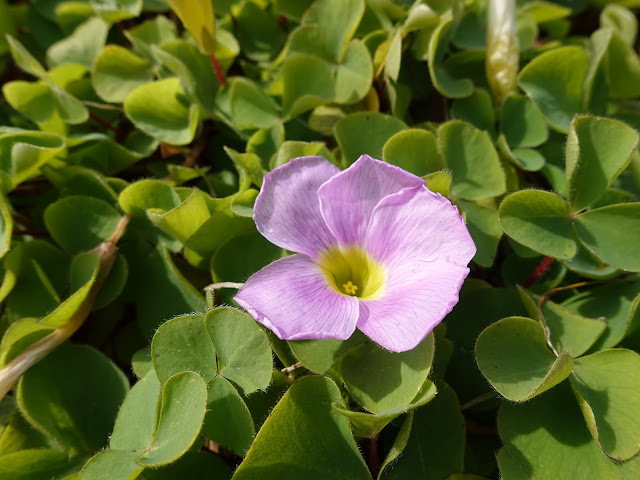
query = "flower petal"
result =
(366, 185, 476, 269)
(318, 154, 424, 246)
(254, 156, 339, 258)
(357, 258, 470, 352)
(234, 254, 360, 341)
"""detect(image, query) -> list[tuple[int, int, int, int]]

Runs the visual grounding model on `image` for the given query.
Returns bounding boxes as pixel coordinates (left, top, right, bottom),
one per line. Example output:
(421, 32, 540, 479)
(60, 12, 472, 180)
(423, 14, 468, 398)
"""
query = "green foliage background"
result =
(0, 0, 640, 478)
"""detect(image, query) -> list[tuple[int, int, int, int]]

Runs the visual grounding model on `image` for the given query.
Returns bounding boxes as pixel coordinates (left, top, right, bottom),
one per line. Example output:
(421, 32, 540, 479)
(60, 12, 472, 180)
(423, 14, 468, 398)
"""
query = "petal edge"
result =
(254, 156, 339, 258)
(365, 185, 476, 269)
(357, 258, 470, 352)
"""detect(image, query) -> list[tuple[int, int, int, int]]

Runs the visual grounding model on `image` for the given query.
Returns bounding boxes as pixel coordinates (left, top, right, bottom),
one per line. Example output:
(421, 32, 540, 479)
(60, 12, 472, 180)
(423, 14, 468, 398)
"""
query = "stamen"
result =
(343, 281, 358, 295)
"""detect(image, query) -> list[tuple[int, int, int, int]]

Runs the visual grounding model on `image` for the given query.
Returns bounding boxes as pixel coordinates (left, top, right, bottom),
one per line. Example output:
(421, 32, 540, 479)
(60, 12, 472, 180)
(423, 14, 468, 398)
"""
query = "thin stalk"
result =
(204, 282, 244, 292)
(209, 53, 227, 86)
(0, 215, 131, 401)
(535, 281, 597, 355)
(461, 391, 499, 410)
(369, 435, 380, 478)
(537, 281, 594, 309)
(523, 256, 554, 288)
(281, 361, 302, 374)
(89, 112, 127, 140)
(12, 229, 49, 237)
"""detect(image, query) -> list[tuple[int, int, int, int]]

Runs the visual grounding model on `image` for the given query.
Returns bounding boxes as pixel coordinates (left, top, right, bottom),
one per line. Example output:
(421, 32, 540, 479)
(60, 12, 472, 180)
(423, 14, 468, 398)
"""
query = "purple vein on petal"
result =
(365, 185, 476, 269)
(234, 254, 360, 341)
(318, 154, 425, 246)
(253, 156, 339, 259)
(357, 258, 470, 352)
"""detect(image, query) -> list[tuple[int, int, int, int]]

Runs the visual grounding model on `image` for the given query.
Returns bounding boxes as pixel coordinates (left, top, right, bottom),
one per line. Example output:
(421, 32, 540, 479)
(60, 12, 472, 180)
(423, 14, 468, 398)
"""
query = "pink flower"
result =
(234, 155, 476, 352)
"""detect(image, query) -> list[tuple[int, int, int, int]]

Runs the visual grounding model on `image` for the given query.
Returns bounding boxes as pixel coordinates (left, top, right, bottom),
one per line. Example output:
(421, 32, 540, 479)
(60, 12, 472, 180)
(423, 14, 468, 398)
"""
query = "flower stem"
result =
(523, 256, 554, 288)
(209, 53, 227, 86)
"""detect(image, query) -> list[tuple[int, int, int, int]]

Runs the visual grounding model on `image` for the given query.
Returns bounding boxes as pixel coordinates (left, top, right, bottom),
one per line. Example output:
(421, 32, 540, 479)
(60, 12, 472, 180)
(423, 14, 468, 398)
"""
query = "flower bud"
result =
(486, 0, 519, 106)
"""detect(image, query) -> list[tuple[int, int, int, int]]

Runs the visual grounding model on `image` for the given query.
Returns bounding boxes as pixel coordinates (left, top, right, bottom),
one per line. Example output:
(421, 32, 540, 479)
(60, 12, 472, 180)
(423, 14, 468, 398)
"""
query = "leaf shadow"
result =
(570, 377, 617, 456)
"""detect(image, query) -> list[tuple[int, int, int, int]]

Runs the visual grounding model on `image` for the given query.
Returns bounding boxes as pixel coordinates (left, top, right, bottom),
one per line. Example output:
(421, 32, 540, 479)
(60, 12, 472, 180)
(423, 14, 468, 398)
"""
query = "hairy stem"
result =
(461, 391, 499, 410)
(523, 256, 554, 288)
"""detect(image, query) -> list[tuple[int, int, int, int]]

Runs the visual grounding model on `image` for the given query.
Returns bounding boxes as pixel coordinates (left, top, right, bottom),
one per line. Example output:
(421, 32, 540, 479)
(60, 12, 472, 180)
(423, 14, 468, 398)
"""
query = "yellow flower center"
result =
(317, 247, 385, 299)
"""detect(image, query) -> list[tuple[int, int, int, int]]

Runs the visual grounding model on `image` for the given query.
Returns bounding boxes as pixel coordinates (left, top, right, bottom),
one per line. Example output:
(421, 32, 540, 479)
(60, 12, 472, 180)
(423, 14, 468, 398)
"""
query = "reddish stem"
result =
(12, 215, 34, 228)
(115, 22, 130, 46)
(11, 185, 45, 194)
(209, 53, 227, 86)
(13, 229, 50, 237)
(0, 63, 21, 85)
(160, 143, 183, 159)
(369, 435, 380, 478)
(523, 256, 554, 288)
(17, 178, 49, 185)
(89, 112, 127, 140)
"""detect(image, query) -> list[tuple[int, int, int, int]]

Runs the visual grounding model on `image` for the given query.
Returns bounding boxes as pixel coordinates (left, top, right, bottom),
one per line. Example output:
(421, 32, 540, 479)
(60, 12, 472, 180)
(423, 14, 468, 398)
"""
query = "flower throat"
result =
(317, 247, 385, 299)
